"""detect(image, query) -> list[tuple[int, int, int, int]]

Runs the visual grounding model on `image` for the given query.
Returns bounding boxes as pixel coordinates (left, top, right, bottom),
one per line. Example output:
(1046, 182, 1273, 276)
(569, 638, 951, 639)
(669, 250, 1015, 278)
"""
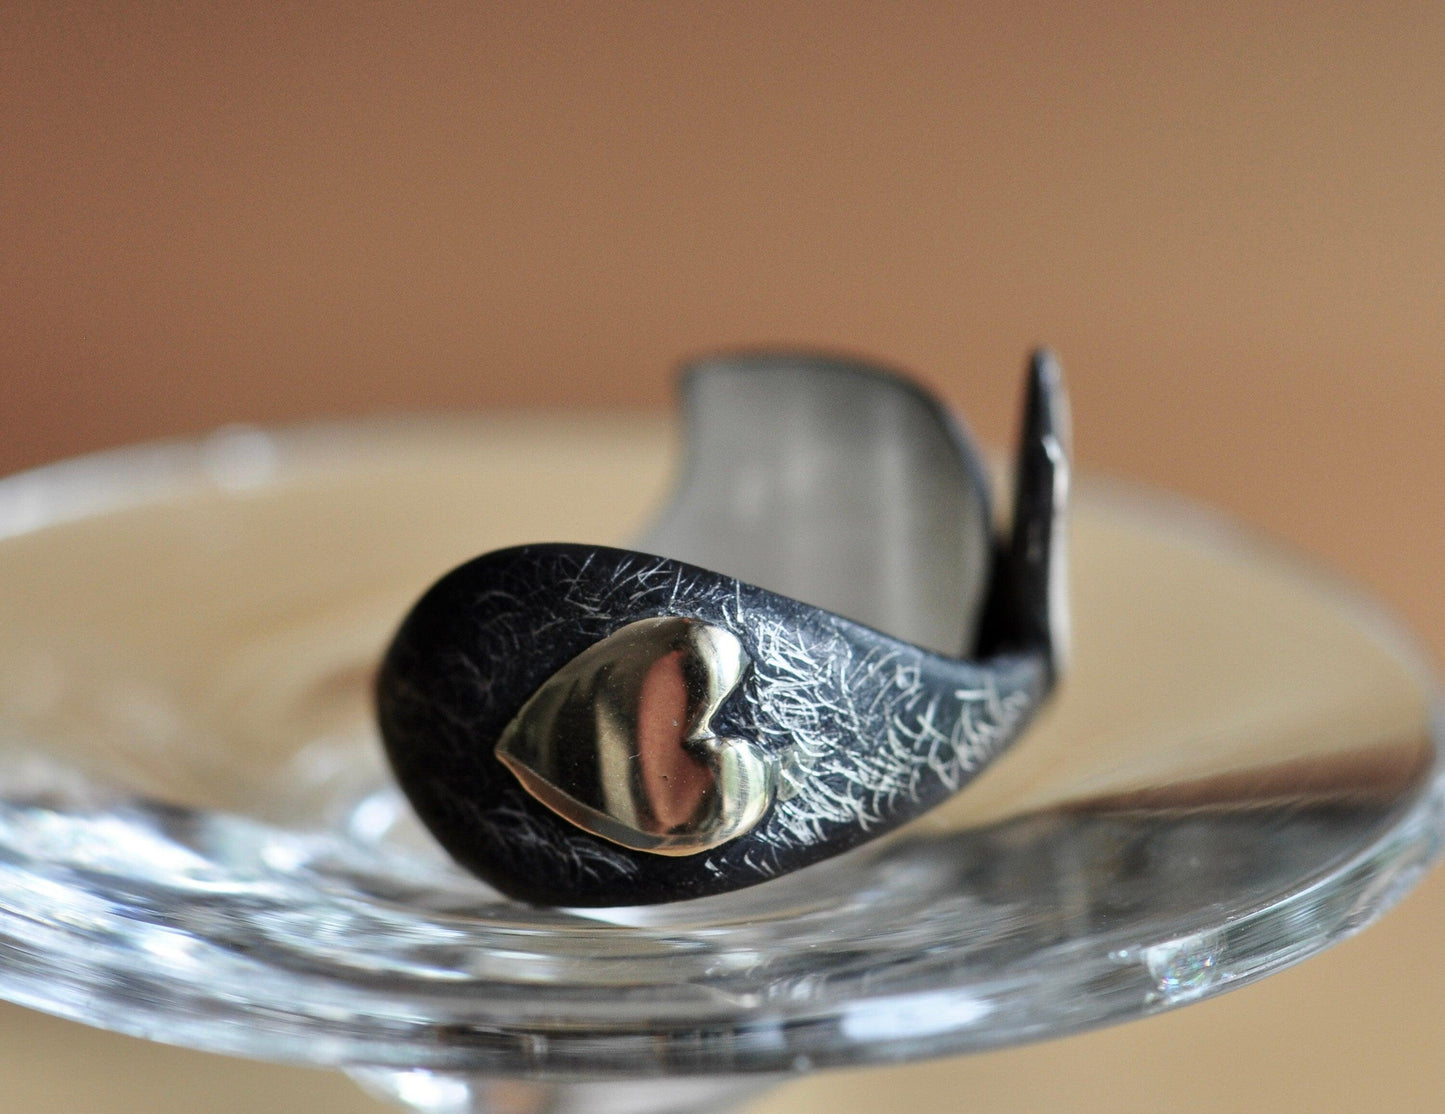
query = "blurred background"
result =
(1, 3, 1443, 1111)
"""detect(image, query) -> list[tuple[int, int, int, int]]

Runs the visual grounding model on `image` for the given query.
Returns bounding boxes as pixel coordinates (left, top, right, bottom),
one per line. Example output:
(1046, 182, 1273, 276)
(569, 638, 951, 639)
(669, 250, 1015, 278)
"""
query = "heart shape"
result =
(495, 616, 777, 856)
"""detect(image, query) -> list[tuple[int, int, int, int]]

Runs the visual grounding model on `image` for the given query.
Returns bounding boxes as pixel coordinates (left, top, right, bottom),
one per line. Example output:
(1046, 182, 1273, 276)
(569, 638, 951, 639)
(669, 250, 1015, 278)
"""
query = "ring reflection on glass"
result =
(376, 350, 1070, 906)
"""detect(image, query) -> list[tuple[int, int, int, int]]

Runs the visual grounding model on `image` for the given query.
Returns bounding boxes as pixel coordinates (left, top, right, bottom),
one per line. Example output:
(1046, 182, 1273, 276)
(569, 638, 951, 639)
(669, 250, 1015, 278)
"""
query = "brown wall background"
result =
(2, 4, 1444, 1111)
(4, 2, 1444, 647)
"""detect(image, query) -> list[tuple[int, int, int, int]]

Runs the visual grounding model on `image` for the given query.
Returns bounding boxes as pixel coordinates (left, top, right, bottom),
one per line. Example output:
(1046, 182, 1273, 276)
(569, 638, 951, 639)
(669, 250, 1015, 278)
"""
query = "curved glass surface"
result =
(0, 418, 1436, 1078)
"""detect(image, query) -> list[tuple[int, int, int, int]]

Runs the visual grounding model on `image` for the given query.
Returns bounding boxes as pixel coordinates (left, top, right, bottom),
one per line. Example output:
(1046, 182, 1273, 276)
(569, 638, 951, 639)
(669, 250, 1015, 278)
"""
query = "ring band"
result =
(377, 350, 1069, 906)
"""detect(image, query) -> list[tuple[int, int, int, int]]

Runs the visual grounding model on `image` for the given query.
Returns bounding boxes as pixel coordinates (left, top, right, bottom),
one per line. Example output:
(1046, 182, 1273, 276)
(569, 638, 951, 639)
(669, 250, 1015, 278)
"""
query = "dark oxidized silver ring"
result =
(376, 350, 1070, 906)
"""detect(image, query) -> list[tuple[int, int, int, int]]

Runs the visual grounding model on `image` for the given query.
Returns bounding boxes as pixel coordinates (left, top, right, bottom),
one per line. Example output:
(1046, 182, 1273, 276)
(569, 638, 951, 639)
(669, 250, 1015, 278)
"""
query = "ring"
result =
(376, 350, 1070, 906)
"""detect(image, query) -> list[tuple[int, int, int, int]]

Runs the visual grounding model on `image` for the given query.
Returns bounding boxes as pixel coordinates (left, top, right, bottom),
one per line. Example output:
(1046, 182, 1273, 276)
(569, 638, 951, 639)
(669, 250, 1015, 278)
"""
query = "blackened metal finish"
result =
(376, 352, 1068, 905)
(979, 350, 1071, 674)
(379, 545, 1049, 905)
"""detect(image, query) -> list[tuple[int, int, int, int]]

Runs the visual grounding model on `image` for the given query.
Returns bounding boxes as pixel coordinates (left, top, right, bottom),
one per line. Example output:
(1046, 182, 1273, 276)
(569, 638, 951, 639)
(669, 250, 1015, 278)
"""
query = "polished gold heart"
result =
(495, 617, 777, 856)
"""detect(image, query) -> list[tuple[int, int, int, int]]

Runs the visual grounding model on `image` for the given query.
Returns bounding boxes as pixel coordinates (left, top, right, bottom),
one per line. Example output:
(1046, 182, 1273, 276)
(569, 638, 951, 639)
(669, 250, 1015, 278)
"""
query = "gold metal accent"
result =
(495, 617, 776, 856)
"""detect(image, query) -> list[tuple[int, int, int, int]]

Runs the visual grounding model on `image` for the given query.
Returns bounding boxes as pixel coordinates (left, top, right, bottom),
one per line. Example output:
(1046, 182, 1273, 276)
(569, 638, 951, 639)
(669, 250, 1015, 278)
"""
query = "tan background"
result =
(2, 3, 1444, 1111)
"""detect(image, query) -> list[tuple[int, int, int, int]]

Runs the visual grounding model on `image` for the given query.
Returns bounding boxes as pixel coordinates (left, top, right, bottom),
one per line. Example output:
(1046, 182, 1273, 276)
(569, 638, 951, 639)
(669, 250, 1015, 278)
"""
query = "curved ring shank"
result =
(378, 544, 1051, 905)
(377, 351, 1069, 905)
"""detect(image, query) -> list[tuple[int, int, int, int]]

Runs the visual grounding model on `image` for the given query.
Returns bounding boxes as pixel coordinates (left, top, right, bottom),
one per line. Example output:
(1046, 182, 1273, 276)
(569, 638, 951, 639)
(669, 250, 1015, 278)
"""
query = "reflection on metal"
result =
(495, 617, 777, 856)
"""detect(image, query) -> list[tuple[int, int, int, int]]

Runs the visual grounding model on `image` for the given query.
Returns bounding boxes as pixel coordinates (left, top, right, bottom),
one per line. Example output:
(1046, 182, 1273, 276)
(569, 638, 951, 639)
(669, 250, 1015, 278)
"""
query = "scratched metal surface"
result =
(379, 543, 1047, 904)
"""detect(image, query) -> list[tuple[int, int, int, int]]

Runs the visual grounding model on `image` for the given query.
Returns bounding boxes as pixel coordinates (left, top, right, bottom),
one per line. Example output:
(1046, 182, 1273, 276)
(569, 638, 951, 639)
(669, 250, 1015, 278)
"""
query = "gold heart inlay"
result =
(495, 617, 776, 856)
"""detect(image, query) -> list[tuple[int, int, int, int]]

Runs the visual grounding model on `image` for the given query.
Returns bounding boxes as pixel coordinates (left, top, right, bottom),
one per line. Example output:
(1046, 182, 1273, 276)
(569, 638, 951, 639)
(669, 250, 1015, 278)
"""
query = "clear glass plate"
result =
(0, 417, 1436, 1090)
